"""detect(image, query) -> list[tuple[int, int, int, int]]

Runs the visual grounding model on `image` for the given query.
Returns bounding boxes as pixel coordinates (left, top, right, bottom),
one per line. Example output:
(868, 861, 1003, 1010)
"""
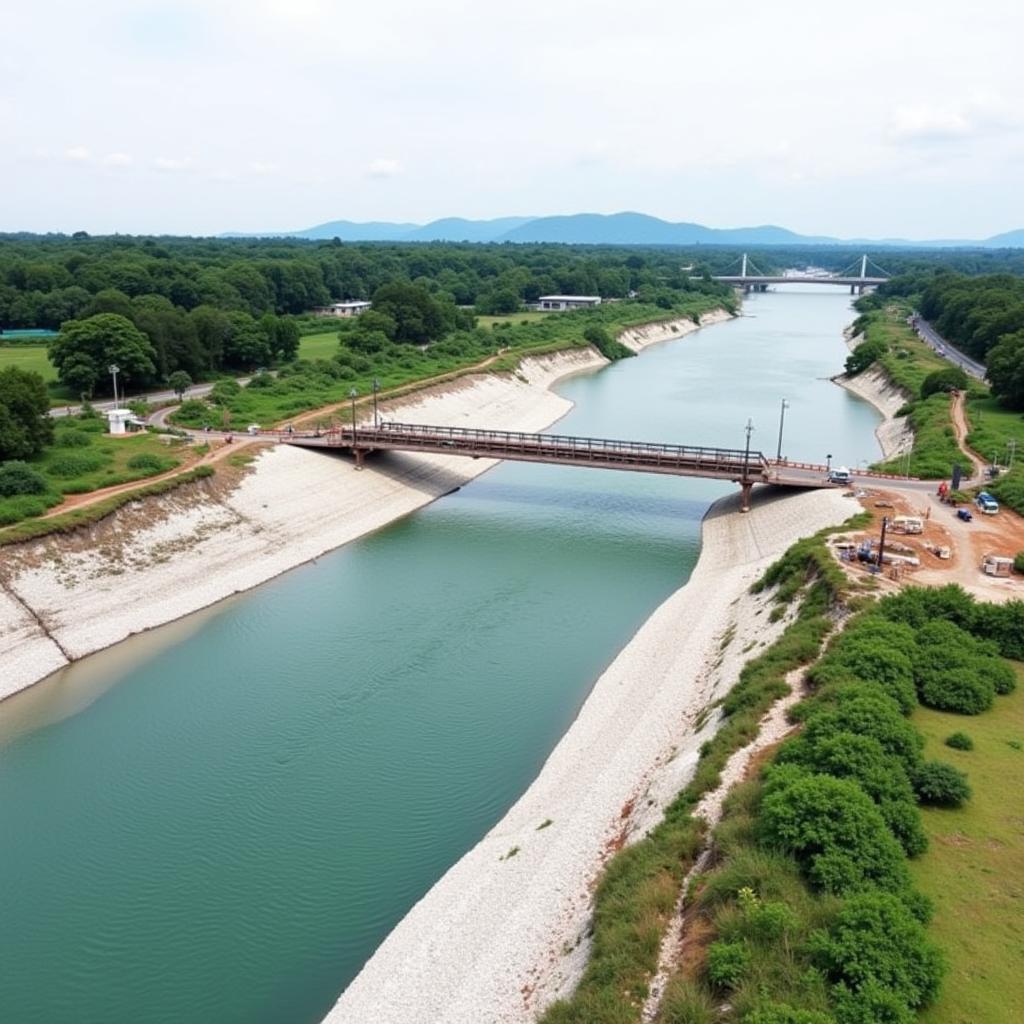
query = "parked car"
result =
(975, 492, 1000, 515)
(957, 508, 973, 522)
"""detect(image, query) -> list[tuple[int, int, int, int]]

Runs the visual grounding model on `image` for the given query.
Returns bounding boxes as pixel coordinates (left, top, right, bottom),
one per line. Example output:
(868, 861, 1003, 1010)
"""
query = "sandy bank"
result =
(833, 333, 913, 460)
(0, 349, 608, 703)
(617, 307, 733, 352)
(326, 485, 856, 1024)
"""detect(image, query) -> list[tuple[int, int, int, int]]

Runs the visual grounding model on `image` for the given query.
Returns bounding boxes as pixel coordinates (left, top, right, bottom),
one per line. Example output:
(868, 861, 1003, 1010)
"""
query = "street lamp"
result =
(826, 453, 833, 477)
(372, 378, 381, 428)
(108, 364, 120, 410)
(742, 417, 754, 481)
(349, 387, 358, 442)
(776, 398, 789, 462)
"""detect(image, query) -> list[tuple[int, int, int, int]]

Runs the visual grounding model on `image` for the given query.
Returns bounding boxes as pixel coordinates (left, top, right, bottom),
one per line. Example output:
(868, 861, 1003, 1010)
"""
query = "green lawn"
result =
(0, 416, 193, 526)
(911, 664, 1024, 1024)
(297, 330, 341, 362)
(0, 344, 56, 381)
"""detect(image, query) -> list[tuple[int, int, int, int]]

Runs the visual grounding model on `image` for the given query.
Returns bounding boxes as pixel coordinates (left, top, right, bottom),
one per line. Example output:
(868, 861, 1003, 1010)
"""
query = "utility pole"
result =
(349, 387, 358, 441)
(776, 398, 789, 462)
(372, 378, 381, 428)
(740, 418, 754, 513)
(877, 515, 889, 573)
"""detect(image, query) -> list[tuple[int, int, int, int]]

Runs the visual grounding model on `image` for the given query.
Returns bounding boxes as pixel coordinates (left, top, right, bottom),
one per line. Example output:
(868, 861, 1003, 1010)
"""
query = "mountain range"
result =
(224, 211, 1024, 248)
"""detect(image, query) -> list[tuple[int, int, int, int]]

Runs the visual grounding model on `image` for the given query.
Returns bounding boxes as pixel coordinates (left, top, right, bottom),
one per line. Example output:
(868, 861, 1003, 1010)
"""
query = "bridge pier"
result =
(353, 448, 366, 470)
(739, 480, 753, 513)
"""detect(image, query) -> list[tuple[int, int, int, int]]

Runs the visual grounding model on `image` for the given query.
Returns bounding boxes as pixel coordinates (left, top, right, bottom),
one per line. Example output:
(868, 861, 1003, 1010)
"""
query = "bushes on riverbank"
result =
(661, 582, 1023, 1024)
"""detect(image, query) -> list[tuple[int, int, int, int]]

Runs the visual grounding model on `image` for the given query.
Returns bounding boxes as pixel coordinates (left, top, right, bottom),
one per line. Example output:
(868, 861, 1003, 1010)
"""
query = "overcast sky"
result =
(4, 0, 1022, 238)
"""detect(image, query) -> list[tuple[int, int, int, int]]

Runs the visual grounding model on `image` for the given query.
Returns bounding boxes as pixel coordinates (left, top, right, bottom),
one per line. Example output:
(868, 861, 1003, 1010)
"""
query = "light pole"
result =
(743, 417, 754, 481)
(372, 378, 381, 427)
(826, 452, 832, 477)
(776, 398, 789, 462)
(349, 387, 358, 442)
(108, 364, 120, 410)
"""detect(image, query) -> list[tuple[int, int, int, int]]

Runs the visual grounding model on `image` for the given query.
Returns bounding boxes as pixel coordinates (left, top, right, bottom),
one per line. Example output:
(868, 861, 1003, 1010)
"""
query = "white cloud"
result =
(64, 145, 91, 162)
(153, 156, 193, 172)
(102, 152, 133, 167)
(249, 160, 278, 176)
(886, 96, 1018, 145)
(366, 157, 401, 179)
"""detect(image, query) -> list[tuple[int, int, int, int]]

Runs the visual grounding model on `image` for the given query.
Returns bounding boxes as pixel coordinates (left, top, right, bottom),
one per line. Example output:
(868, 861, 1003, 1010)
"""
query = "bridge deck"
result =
(273, 421, 837, 488)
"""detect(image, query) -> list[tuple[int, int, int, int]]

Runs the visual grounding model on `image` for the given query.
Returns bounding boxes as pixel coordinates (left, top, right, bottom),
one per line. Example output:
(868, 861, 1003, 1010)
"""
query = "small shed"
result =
(536, 295, 602, 311)
(106, 408, 132, 435)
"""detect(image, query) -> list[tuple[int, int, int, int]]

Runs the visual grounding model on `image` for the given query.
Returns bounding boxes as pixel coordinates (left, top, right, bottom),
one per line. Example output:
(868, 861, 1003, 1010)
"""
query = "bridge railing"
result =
(280, 421, 771, 473)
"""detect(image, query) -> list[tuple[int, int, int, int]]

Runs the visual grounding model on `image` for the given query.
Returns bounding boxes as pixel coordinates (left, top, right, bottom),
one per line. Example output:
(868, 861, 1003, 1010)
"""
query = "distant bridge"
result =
(706, 254, 890, 294)
(271, 421, 858, 511)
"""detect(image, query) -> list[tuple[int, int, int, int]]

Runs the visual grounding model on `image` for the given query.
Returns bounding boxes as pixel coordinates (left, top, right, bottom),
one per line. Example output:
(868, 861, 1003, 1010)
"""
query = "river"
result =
(0, 287, 881, 1024)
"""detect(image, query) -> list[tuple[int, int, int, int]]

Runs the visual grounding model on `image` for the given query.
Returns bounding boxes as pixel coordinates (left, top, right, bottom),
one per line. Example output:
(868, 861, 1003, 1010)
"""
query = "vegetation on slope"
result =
(655, 583, 1022, 1024)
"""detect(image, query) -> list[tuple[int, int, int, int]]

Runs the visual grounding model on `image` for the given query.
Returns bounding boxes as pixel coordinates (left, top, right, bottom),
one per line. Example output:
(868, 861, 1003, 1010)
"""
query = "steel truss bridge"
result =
(271, 421, 861, 511)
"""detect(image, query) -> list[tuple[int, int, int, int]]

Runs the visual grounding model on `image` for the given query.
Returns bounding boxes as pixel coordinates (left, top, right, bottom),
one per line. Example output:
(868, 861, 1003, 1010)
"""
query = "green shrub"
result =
(982, 657, 1017, 695)
(917, 668, 994, 715)
(706, 940, 750, 989)
(126, 453, 170, 473)
(54, 429, 93, 448)
(800, 691, 923, 774)
(944, 731, 974, 751)
(46, 452, 108, 478)
(811, 891, 943, 1012)
(758, 768, 910, 895)
(920, 367, 968, 399)
(0, 494, 55, 523)
(1015, 552, 1024, 574)
(912, 761, 972, 807)
(0, 461, 49, 496)
(845, 338, 886, 375)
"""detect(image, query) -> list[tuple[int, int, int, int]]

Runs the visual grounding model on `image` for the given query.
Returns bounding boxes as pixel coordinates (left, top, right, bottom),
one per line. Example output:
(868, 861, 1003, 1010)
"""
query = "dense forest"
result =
(867, 271, 1024, 408)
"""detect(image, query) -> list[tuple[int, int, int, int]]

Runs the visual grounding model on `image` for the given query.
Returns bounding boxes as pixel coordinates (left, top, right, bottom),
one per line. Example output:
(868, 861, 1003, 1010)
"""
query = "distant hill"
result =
(223, 213, 1024, 248)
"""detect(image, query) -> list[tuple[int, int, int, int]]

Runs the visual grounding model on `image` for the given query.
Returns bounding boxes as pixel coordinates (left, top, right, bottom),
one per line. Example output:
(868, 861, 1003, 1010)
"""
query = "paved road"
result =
(911, 316, 987, 381)
(49, 378, 257, 419)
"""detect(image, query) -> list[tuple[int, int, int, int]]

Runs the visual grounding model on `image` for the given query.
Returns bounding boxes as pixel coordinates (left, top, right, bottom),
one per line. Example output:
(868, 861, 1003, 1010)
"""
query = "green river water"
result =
(0, 287, 882, 1024)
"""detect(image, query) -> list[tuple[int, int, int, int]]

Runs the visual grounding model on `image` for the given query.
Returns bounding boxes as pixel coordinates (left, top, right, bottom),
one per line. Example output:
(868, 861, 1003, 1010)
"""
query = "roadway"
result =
(49, 377, 260, 419)
(911, 316, 987, 381)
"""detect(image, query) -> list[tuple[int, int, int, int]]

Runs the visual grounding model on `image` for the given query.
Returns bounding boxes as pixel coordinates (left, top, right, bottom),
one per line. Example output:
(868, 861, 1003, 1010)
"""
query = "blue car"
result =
(957, 508, 973, 522)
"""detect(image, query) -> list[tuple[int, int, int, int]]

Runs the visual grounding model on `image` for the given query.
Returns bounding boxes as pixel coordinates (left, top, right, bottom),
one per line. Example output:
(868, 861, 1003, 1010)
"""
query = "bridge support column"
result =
(353, 448, 365, 470)
(850, 284, 856, 295)
(739, 481, 753, 513)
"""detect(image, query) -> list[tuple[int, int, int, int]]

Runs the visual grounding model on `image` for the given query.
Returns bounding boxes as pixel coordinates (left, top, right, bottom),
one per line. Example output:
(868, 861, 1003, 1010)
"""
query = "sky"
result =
(4, 0, 1023, 239)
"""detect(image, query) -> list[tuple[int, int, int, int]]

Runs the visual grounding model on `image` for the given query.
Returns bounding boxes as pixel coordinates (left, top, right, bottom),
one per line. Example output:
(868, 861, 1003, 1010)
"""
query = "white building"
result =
(536, 295, 602, 311)
(106, 409, 145, 435)
(316, 300, 372, 318)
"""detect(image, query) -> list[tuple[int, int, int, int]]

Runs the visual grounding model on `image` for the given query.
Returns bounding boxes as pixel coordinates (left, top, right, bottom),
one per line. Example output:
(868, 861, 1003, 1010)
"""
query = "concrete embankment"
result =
(833, 332, 914, 460)
(0, 348, 608, 702)
(326, 485, 857, 1024)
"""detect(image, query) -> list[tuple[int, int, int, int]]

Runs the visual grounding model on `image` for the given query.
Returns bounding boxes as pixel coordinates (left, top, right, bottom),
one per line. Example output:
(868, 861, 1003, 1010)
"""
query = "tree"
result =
(49, 314, 157, 396)
(920, 367, 968, 399)
(986, 330, 1024, 409)
(167, 370, 193, 400)
(371, 281, 448, 344)
(845, 338, 886, 375)
(0, 366, 55, 459)
(222, 312, 272, 369)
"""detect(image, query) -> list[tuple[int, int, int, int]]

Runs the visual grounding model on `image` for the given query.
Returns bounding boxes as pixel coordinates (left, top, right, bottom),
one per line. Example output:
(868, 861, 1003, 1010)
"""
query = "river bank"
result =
(618, 308, 733, 352)
(0, 348, 612, 702)
(833, 332, 914, 460)
(327, 484, 857, 1024)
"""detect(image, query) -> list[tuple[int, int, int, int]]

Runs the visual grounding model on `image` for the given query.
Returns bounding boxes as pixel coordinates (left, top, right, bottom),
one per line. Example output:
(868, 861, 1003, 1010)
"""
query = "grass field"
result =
(0, 344, 57, 381)
(911, 664, 1024, 1024)
(297, 330, 341, 362)
(0, 416, 192, 526)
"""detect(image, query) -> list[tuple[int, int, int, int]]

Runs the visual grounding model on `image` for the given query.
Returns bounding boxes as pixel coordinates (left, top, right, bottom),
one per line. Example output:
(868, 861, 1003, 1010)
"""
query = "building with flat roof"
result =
(536, 295, 602, 311)
(315, 300, 372, 318)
